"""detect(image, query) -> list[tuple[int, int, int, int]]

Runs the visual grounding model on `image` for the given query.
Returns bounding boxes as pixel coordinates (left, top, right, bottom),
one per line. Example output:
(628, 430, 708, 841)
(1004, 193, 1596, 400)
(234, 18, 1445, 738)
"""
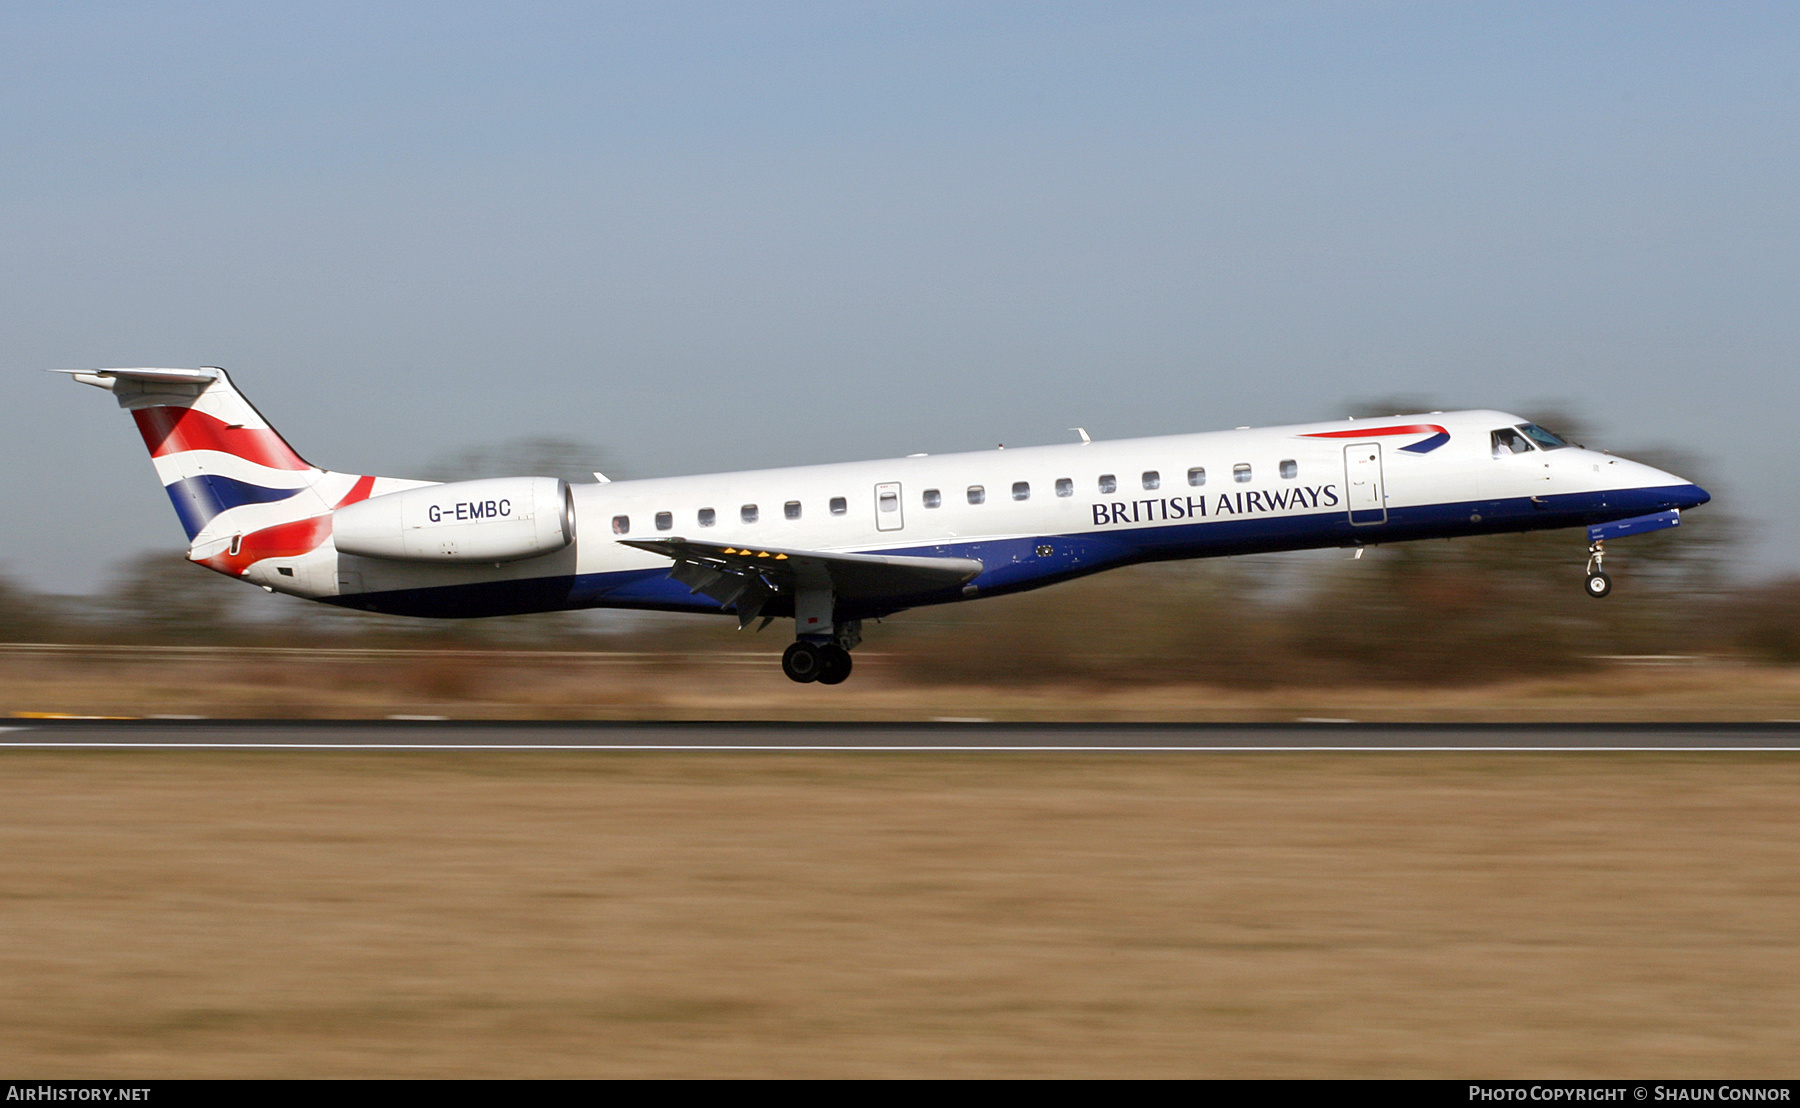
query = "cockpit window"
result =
(1491, 428, 1533, 457)
(1516, 423, 1570, 450)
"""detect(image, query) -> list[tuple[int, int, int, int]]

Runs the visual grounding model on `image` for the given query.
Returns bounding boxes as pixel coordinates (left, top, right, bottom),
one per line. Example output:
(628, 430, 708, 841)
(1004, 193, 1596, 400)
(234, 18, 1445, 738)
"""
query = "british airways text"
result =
(1090, 485, 1339, 527)
(427, 499, 511, 524)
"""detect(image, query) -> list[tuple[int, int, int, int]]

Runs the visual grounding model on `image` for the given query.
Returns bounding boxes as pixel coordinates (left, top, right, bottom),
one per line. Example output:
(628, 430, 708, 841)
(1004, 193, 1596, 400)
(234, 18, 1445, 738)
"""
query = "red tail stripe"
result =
(133, 407, 312, 472)
(335, 474, 377, 508)
(195, 516, 332, 576)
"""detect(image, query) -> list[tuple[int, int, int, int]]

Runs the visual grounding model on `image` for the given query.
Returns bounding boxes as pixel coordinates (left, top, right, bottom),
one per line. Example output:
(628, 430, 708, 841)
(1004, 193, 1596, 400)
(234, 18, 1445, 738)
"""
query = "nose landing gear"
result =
(1584, 540, 1612, 599)
(1579, 510, 1690, 599)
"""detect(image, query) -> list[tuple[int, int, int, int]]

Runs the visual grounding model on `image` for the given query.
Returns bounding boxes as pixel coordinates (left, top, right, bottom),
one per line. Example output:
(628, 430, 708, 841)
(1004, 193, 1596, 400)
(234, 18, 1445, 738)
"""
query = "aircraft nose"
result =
(1651, 467, 1710, 510)
(1616, 455, 1710, 512)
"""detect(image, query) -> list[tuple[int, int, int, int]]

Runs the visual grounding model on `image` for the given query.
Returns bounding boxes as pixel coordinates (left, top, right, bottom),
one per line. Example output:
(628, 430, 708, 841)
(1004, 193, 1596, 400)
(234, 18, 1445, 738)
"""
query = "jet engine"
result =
(333, 477, 575, 562)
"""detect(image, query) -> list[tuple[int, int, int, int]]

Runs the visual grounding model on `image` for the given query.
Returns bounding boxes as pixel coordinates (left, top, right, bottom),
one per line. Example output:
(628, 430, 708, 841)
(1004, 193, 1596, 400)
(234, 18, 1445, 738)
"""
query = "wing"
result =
(618, 537, 983, 626)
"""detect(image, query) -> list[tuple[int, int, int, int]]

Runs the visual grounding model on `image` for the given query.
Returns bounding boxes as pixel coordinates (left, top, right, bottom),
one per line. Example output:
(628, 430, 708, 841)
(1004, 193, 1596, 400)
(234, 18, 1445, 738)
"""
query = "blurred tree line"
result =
(3, 421, 1790, 685)
(0, 510, 1788, 685)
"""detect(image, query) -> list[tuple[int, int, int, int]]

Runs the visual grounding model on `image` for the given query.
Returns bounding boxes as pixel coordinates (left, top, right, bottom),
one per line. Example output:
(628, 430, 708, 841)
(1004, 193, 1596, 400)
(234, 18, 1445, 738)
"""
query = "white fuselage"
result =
(266, 409, 1702, 620)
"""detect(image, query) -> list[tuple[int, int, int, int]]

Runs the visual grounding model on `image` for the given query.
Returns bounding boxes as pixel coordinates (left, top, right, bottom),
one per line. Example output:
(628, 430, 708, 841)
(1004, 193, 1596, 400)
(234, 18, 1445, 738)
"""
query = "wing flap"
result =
(619, 537, 982, 605)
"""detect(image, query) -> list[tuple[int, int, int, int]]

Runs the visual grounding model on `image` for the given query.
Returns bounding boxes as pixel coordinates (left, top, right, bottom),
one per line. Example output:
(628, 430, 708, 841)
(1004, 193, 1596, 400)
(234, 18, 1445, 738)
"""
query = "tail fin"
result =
(59, 367, 381, 578)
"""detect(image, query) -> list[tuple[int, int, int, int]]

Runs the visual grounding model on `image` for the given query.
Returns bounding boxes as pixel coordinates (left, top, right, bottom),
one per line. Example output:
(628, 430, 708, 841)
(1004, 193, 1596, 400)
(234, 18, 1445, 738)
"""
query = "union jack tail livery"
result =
(59, 368, 413, 590)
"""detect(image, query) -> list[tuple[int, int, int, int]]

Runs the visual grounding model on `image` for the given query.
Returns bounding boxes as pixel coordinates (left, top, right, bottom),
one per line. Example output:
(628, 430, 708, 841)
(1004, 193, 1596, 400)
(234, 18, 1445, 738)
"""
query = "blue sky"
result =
(3, 2, 1796, 591)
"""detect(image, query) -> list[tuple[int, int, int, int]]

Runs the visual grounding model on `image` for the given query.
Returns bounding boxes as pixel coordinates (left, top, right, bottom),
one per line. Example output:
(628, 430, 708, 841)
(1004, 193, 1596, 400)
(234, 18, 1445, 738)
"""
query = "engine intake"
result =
(333, 477, 575, 562)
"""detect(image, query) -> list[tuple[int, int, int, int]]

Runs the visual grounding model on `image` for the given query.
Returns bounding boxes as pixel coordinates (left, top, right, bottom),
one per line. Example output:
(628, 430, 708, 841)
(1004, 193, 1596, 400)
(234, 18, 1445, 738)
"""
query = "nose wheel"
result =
(1584, 540, 1612, 599)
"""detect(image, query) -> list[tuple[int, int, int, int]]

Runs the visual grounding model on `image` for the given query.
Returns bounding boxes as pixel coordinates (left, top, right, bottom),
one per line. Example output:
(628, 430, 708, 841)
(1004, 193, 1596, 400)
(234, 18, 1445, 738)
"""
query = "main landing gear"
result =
(780, 597, 862, 684)
(782, 640, 853, 685)
(1584, 539, 1612, 599)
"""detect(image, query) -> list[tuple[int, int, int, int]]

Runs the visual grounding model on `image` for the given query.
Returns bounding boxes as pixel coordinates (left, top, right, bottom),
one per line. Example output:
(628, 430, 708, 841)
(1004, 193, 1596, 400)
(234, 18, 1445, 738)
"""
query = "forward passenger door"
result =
(1344, 444, 1387, 526)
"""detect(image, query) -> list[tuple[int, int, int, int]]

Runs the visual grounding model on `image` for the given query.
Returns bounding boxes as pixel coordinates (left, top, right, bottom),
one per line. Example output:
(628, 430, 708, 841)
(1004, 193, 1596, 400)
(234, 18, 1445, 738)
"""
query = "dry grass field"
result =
(1, 750, 1797, 1077)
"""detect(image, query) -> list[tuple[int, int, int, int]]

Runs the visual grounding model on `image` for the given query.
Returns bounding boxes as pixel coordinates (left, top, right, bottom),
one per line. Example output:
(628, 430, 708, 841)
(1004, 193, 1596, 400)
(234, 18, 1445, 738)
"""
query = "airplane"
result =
(60, 366, 1710, 685)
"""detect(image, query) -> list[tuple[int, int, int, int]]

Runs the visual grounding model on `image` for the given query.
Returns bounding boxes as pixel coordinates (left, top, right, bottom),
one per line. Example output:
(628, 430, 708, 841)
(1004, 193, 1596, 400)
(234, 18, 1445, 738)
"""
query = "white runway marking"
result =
(0, 742, 1795, 753)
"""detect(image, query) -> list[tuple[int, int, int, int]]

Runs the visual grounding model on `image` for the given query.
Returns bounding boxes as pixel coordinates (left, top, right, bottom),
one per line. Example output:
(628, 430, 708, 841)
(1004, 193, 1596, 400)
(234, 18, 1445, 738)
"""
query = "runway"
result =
(4, 720, 1800, 750)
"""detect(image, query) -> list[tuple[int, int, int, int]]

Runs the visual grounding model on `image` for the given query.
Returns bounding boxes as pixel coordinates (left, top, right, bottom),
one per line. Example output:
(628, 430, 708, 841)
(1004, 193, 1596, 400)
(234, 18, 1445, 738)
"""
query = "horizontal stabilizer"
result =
(51, 367, 225, 411)
(52, 367, 220, 386)
(619, 537, 982, 604)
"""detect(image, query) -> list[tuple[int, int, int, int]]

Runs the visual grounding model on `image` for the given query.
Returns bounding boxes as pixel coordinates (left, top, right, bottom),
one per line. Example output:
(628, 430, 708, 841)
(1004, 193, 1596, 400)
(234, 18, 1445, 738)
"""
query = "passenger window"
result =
(967, 485, 986, 505)
(1188, 467, 1206, 487)
(1233, 464, 1252, 483)
(1491, 428, 1533, 457)
(741, 504, 758, 524)
(611, 515, 629, 535)
(1055, 478, 1073, 497)
(1142, 471, 1160, 490)
(1012, 481, 1030, 501)
(829, 497, 847, 515)
(698, 508, 716, 527)
(1279, 459, 1297, 479)
(923, 488, 942, 508)
(655, 511, 672, 531)
(1099, 474, 1117, 494)
(784, 501, 801, 520)
(879, 488, 899, 513)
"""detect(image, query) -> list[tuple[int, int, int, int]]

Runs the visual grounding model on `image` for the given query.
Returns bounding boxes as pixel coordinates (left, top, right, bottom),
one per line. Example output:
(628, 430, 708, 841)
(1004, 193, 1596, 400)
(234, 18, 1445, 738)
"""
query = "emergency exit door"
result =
(874, 482, 904, 531)
(1343, 444, 1387, 526)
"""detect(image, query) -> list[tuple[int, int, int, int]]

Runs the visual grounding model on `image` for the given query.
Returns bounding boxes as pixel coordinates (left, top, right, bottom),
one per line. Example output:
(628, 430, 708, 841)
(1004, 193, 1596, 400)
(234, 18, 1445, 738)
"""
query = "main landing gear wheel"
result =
(782, 641, 824, 683)
(816, 644, 853, 685)
(1585, 571, 1613, 599)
